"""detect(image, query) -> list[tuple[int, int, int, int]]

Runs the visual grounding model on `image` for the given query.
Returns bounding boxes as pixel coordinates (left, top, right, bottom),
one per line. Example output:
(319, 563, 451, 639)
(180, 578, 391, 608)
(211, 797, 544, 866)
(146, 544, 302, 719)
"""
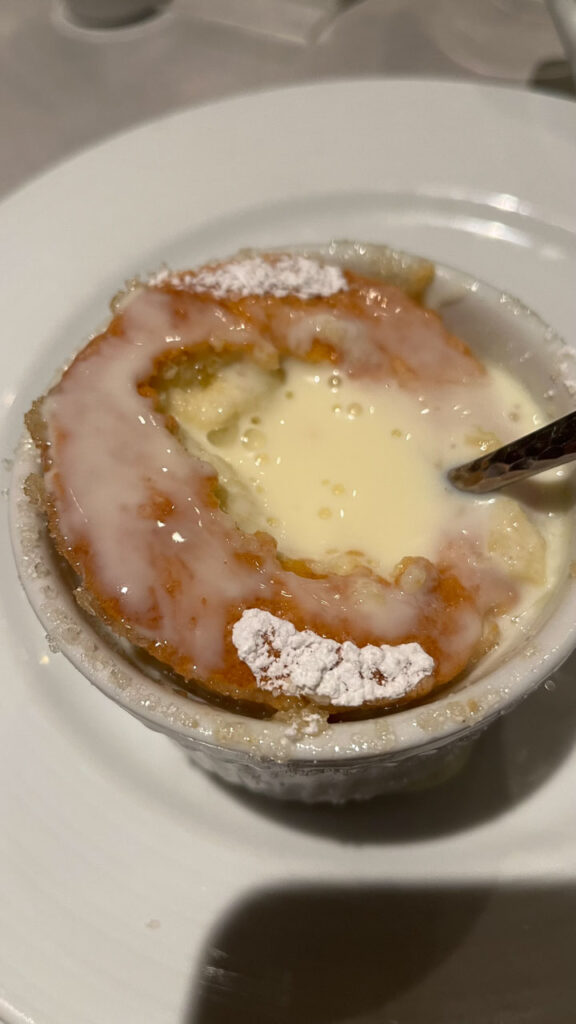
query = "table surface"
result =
(1, 0, 573, 201)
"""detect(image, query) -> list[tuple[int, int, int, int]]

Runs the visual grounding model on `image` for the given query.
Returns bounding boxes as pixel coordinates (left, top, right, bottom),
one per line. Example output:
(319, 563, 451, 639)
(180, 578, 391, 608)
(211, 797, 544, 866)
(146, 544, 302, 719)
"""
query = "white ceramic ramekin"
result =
(11, 250, 576, 802)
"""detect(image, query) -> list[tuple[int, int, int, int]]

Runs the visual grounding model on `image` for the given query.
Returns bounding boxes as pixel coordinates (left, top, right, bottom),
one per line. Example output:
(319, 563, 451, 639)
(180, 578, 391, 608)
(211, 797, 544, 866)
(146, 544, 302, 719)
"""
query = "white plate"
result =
(1, 80, 576, 1024)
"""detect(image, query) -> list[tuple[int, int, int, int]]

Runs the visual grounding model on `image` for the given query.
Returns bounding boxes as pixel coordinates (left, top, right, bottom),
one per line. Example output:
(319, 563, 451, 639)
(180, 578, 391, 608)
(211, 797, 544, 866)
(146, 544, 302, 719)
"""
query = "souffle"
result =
(24, 243, 569, 720)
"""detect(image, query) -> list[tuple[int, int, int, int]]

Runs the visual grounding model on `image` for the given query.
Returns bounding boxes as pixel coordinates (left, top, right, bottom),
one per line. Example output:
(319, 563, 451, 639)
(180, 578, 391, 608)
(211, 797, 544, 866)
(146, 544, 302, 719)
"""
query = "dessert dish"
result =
(21, 243, 573, 731)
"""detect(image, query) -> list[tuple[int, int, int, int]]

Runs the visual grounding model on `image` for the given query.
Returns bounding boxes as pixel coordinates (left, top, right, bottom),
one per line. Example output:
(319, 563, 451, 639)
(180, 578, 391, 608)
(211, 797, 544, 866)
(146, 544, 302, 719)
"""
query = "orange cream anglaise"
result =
(25, 247, 568, 717)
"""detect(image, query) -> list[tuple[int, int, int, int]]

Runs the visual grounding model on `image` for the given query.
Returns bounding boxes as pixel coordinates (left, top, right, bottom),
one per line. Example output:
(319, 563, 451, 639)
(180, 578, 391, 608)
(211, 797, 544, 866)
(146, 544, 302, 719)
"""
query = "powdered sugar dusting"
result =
(150, 255, 348, 299)
(232, 608, 434, 707)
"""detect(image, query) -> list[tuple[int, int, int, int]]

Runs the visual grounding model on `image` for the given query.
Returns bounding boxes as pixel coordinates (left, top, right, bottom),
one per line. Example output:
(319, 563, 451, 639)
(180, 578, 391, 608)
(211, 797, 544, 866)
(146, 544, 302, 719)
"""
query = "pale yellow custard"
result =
(165, 357, 560, 599)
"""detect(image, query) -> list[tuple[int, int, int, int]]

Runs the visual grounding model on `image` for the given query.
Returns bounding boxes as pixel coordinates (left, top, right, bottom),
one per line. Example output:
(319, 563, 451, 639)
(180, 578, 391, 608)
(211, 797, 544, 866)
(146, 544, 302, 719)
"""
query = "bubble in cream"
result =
(240, 428, 266, 450)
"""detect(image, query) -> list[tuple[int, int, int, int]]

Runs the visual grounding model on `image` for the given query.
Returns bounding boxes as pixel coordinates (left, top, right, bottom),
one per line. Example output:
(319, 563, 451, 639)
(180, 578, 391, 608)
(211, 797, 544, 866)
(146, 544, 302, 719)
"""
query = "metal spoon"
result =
(448, 410, 576, 493)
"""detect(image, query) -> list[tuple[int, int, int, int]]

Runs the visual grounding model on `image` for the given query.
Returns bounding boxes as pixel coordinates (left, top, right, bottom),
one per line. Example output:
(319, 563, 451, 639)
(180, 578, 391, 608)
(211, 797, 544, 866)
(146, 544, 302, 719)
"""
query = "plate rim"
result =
(2, 75, 576, 212)
(1, 76, 576, 1024)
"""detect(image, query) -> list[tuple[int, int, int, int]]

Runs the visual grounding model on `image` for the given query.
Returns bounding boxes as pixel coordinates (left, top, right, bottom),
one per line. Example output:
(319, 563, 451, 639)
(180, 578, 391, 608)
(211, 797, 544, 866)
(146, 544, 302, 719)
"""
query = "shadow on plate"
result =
(205, 652, 576, 843)
(185, 881, 576, 1023)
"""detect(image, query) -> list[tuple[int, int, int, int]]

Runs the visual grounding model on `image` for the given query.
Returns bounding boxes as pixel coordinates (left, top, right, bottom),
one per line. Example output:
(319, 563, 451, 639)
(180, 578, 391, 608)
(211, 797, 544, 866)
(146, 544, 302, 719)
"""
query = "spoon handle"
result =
(448, 409, 576, 493)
